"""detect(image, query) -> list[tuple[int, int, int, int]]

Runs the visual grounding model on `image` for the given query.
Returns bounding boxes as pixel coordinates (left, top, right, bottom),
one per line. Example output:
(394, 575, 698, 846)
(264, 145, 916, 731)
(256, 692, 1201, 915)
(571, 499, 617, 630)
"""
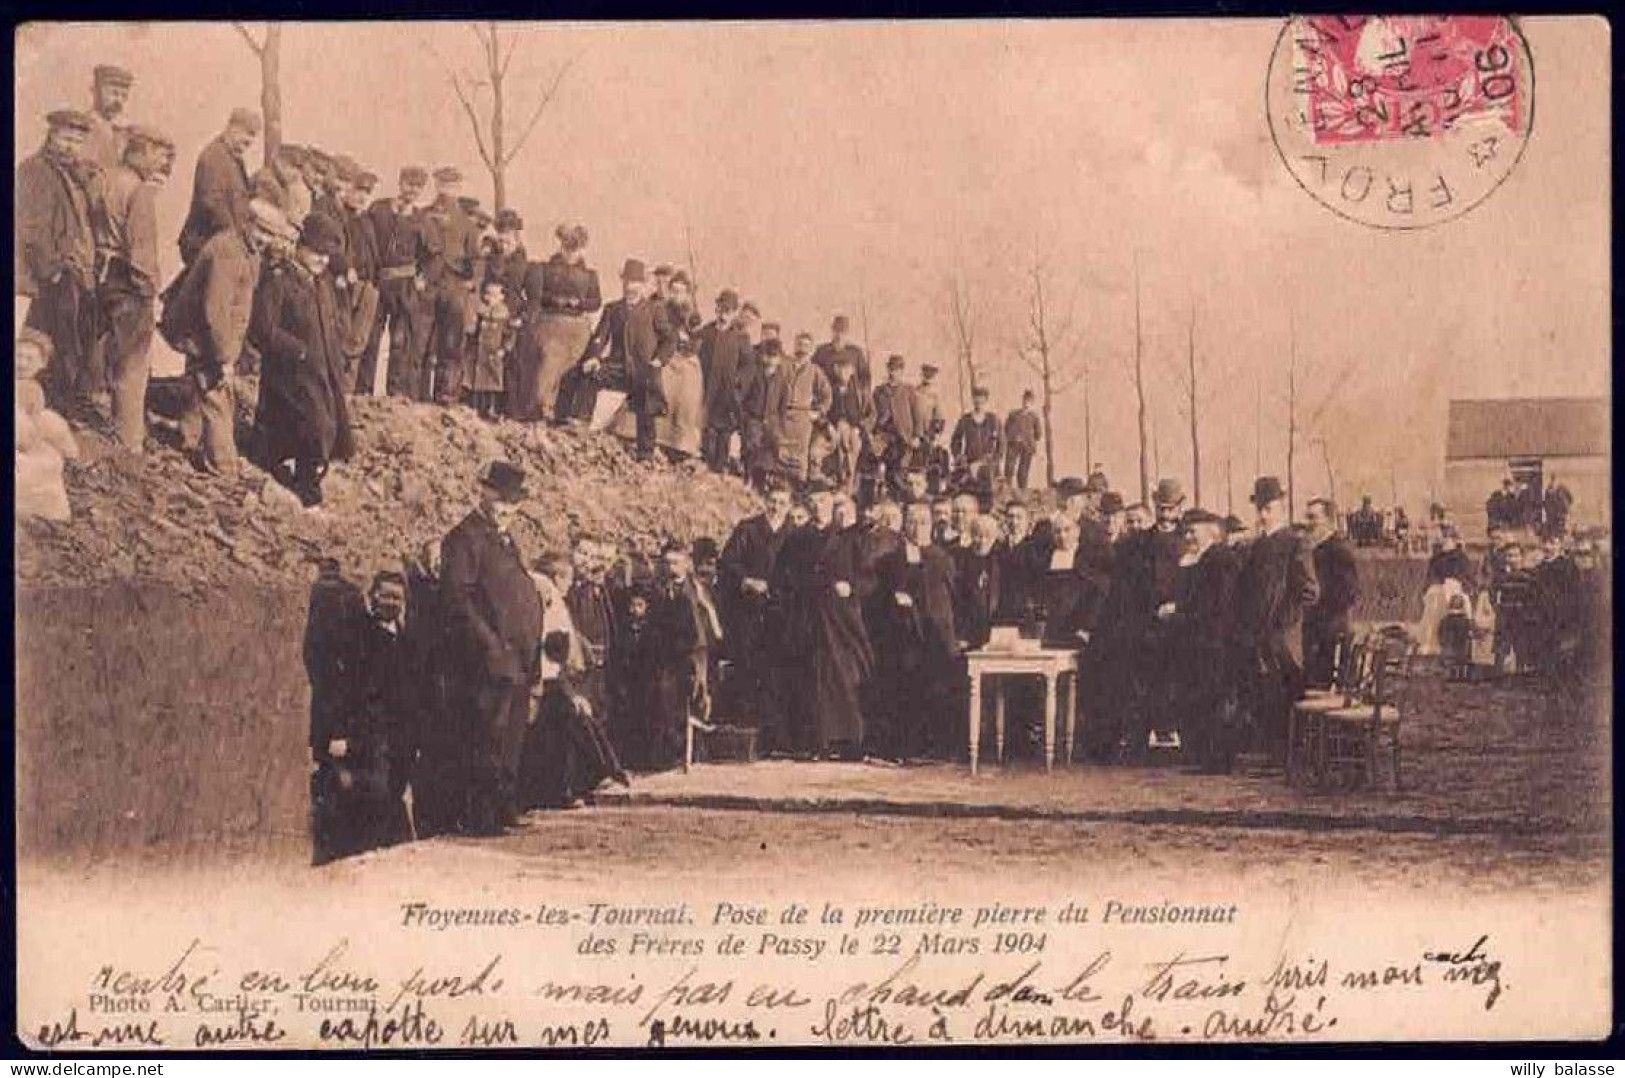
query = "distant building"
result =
(1443, 397, 1610, 540)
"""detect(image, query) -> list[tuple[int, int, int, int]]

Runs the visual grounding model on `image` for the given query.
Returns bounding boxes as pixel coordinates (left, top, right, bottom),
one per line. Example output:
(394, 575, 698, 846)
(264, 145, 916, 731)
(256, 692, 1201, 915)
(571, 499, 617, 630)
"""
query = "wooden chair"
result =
(1287, 634, 1369, 788)
(1319, 631, 1415, 791)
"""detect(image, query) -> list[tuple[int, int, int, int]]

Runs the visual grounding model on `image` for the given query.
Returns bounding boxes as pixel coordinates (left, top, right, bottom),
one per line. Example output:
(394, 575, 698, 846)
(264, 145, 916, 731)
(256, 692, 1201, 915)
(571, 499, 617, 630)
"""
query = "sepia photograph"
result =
(11, 16, 1612, 1052)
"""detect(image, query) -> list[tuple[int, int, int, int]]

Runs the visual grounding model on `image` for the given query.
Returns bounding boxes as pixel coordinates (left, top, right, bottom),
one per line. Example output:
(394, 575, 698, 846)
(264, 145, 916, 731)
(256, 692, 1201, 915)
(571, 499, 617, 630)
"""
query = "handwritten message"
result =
(25, 896, 1513, 1050)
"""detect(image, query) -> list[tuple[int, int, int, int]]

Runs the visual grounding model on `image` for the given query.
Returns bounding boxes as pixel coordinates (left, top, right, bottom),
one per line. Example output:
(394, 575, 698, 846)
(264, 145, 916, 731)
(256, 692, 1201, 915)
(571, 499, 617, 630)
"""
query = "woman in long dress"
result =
(514, 224, 601, 422)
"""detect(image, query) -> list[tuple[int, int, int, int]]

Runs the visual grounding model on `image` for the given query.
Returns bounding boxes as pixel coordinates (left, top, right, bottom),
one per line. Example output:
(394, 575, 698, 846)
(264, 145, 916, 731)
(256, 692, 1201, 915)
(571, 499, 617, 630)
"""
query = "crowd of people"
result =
(299, 449, 1395, 861)
(1420, 520, 1607, 693)
(1485, 474, 1574, 539)
(17, 67, 1055, 513)
(16, 67, 1611, 868)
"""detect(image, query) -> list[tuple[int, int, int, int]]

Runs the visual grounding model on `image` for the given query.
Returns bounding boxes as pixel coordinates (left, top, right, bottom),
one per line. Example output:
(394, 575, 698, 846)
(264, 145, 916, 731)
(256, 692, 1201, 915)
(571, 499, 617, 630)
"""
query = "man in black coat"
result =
(311, 571, 422, 864)
(719, 483, 796, 751)
(1156, 510, 1241, 772)
(177, 108, 259, 266)
(1302, 497, 1360, 689)
(575, 259, 660, 439)
(698, 288, 755, 472)
(438, 462, 544, 834)
(1234, 476, 1321, 765)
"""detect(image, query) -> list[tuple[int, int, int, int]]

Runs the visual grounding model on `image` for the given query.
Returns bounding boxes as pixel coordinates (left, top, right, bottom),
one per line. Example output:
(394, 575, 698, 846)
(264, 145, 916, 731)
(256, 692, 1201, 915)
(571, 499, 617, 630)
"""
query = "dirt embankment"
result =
(17, 388, 761, 593)
(15, 394, 761, 863)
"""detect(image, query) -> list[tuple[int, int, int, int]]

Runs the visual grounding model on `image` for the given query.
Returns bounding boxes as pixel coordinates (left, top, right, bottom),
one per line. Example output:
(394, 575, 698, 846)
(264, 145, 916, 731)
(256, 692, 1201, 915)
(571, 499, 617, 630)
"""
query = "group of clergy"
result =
(713, 468, 1354, 773)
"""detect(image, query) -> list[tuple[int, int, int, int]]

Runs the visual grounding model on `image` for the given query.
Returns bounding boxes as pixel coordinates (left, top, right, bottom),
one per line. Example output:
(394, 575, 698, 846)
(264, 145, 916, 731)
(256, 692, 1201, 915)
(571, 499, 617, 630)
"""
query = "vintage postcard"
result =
(12, 17, 1610, 1051)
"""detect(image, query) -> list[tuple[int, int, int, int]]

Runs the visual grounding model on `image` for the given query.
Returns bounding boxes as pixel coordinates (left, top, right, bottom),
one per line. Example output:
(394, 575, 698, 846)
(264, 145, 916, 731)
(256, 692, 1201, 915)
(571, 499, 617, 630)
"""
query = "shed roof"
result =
(1445, 398, 1609, 460)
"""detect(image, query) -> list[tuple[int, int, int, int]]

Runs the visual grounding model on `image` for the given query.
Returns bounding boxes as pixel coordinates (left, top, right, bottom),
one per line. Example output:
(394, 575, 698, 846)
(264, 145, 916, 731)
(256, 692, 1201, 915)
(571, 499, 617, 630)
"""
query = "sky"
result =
(16, 19, 1611, 514)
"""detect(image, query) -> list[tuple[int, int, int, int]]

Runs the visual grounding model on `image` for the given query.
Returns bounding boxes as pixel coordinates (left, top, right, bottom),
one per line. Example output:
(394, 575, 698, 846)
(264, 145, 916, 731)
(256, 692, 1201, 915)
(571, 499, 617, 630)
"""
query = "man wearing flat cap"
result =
(484, 209, 527, 304)
(1003, 390, 1043, 490)
(870, 354, 920, 496)
(951, 385, 1002, 487)
(249, 211, 354, 508)
(437, 461, 544, 834)
(17, 109, 98, 418)
(363, 166, 439, 399)
(177, 108, 259, 266)
(159, 199, 292, 477)
(424, 166, 482, 404)
(1233, 476, 1320, 766)
(253, 143, 311, 227)
(697, 288, 754, 472)
(92, 124, 172, 450)
(85, 65, 135, 173)
(811, 314, 871, 400)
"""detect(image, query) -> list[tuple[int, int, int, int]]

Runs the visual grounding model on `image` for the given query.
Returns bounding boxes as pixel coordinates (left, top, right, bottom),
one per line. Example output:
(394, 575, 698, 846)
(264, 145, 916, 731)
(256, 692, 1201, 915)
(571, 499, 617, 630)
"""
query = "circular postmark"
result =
(1266, 15, 1535, 230)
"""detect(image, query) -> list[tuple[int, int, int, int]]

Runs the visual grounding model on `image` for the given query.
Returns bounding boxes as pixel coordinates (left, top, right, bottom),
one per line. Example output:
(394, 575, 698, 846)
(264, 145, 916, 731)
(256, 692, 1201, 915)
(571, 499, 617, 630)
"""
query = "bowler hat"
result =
(479, 461, 528, 502)
(669, 269, 692, 288)
(94, 64, 134, 87)
(298, 212, 346, 258)
(920, 363, 940, 377)
(399, 165, 429, 185)
(433, 166, 463, 184)
(457, 195, 482, 213)
(46, 109, 93, 133)
(1250, 475, 1286, 507)
(355, 171, 379, 192)
(716, 289, 740, 311)
(332, 155, 361, 184)
(495, 209, 524, 233)
(1153, 478, 1186, 508)
(1056, 476, 1088, 498)
(1223, 514, 1247, 534)
(972, 385, 990, 399)
(886, 354, 906, 371)
(653, 263, 674, 277)
(1099, 491, 1125, 514)
(620, 258, 647, 282)
(227, 108, 262, 135)
(1182, 508, 1219, 527)
(691, 537, 720, 562)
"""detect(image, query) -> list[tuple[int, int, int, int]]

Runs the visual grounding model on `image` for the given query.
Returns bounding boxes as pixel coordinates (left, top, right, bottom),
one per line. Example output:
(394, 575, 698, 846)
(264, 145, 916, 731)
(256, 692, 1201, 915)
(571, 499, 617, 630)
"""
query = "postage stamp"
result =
(1266, 15, 1535, 230)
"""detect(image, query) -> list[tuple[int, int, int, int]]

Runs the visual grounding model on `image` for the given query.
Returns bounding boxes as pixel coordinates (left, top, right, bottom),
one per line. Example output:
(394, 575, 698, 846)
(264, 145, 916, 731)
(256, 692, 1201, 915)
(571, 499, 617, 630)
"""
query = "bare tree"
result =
(425, 23, 576, 211)
(943, 275, 979, 413)
(1163, 301, 1206, 507)
(232, 23, 283, 168)
(1014, 252, 1086, 490)
(683, 213, 701, 297)
(1287, 318, 1298, 520)
(1315, 436, 1337, 506)
(1132, 255, 1150, 505)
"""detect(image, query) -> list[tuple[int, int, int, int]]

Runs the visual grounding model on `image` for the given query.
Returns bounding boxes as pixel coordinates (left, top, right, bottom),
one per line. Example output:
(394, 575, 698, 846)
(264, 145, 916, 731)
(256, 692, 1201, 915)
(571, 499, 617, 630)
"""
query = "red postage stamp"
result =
(1266, 15, 1535, 230)
(1297, 16, 1526, 145)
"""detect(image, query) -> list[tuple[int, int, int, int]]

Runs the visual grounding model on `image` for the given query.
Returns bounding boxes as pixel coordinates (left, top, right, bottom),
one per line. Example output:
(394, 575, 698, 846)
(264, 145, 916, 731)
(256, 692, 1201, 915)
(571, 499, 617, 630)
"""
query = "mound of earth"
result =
(15, 385, 762, 594)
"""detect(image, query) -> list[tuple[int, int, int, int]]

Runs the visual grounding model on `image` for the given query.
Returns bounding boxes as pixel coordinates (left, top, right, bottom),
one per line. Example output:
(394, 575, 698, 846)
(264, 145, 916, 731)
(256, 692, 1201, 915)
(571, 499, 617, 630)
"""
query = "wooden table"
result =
(965, 647, 1080, 774)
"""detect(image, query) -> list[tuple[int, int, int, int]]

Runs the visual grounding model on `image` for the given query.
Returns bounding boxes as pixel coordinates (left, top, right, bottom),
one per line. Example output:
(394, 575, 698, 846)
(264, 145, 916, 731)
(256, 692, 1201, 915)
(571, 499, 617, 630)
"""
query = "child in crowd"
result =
(464, 280, 517, 419)
(1438, 592, 1475, 682)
